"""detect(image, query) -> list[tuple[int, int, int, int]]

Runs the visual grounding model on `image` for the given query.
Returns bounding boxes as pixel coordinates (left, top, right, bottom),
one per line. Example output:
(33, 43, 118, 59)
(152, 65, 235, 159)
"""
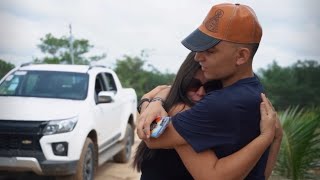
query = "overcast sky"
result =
(0, 0, 319, 73)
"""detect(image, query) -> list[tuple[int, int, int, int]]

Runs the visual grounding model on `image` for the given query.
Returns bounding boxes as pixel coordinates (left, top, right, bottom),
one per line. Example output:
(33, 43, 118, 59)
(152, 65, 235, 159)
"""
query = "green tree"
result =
(0, 59, 15, 79)
(35, 33, 106, 65)
(274, 106, 320, 179)
(113, 54, 175, 99)
(258, 60, 320, 110)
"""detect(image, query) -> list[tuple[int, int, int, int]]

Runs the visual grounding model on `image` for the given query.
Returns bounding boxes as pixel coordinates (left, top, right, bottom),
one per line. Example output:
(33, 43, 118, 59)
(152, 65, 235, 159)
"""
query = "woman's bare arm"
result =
(264, 110, 283, 178)
(139, 85, 170, 114)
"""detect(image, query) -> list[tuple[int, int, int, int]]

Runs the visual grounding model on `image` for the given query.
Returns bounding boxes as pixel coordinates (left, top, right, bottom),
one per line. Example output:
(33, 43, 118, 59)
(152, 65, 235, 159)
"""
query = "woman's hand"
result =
(259, 93, 277, 143)
(261, 94, 283, 178)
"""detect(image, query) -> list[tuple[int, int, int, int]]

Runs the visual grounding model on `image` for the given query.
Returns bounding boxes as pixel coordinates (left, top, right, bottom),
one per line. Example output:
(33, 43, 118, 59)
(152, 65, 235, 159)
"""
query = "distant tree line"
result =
(0, 33, 319, 109)
(258, 60, 320, 110)
(113, 54, 175, 99)
(0, 59, 14, 78)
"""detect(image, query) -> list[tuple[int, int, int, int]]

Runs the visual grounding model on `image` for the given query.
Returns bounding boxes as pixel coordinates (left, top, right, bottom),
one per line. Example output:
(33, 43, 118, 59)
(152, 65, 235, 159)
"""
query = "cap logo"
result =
(205, 9, 224, 33)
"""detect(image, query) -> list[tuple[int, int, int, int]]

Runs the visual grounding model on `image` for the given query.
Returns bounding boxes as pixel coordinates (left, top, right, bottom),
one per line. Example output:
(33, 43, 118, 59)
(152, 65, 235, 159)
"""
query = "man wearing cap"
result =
(138, 3, 278, 179)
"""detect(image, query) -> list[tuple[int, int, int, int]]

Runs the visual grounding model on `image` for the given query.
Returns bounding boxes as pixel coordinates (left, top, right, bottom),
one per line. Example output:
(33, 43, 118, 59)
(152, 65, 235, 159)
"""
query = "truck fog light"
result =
(52, 142, 68, 156)
(56, 143, 65, 152)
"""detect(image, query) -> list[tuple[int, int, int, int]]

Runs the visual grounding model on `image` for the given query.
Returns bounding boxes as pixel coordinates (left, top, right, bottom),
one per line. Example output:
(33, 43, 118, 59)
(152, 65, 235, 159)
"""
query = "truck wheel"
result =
(57, 138, 96, 180)
(76, 138, 95, 180)
(113, 124, 133, 163)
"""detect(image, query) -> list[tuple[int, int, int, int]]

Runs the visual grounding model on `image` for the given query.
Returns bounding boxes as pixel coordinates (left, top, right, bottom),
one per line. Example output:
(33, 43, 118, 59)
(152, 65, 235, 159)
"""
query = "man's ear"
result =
(236, 48, 251, 66)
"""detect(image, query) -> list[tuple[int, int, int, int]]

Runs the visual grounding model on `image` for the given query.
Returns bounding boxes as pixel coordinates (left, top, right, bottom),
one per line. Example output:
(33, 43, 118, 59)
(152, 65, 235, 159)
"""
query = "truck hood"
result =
(0, 96, 86, 121)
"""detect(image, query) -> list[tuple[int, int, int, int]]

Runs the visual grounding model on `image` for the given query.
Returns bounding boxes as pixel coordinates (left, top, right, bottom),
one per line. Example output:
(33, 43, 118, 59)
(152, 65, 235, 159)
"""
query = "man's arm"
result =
(175, 135, 272, 180)
(144, 122, 187, 148)
(140, 101, 189, 148)
(174, 93, 277, 180)
(141, 99, 193, 148)
(137, 87, 171, 139)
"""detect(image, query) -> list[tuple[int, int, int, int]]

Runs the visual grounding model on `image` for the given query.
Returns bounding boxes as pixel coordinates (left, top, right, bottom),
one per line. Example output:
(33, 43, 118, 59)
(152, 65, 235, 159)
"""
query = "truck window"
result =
(94, 73, 107, 96)
(0, 70, 89, 100)
(103, 73, 117, 92)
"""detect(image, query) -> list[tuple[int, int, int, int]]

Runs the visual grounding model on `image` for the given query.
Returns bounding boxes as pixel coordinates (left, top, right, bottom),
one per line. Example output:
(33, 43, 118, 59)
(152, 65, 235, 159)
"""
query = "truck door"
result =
(102, 73, 123, 135)
(93, 73, 119, 150)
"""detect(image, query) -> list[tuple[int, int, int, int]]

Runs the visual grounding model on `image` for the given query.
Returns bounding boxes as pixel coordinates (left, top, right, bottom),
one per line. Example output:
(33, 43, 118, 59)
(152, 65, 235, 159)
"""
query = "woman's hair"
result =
(164, 51, 201, 111)
(132, 52, 201, 171)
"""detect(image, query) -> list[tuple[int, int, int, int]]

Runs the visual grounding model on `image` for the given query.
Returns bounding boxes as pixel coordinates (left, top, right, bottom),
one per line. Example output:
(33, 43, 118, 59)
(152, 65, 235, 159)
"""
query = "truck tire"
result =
(56, 138, 95, 180)
(113, 124, 134, 163)
(75, 138, 96, 180)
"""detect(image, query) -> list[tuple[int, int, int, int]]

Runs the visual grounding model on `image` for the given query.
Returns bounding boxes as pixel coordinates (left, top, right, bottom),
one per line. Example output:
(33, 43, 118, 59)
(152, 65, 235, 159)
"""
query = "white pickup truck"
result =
(0, 64, 137, 180)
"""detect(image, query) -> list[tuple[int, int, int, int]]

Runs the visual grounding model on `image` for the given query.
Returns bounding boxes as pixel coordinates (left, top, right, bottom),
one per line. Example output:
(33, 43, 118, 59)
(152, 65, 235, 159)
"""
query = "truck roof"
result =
(18, 64, 111, 73)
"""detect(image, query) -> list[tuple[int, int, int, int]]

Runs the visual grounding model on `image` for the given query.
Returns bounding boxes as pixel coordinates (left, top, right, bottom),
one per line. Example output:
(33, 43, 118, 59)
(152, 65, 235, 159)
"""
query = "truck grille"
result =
(0, 120, 47, 158)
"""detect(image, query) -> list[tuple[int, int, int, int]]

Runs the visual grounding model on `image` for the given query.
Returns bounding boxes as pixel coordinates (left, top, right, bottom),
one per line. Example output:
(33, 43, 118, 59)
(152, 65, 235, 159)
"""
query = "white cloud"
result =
(0, 11, 39, 50)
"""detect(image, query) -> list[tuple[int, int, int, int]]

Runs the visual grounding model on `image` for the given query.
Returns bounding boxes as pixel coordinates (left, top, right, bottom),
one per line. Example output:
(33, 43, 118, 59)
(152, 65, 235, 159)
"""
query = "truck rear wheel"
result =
(113, 124, 134, 163)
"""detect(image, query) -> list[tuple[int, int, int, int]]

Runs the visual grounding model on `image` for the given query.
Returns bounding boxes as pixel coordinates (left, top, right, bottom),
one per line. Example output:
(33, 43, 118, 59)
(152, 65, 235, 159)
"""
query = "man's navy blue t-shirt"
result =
(172, 76, 269, 180)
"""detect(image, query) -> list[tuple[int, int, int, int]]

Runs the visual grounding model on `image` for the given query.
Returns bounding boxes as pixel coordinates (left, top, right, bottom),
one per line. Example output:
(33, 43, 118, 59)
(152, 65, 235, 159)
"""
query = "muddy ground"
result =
(95, 138, 141, 180)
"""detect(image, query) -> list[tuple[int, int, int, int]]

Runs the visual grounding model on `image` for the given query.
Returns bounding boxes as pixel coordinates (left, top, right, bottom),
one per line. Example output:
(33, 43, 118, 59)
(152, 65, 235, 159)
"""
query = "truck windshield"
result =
(0, 70, 89, 100)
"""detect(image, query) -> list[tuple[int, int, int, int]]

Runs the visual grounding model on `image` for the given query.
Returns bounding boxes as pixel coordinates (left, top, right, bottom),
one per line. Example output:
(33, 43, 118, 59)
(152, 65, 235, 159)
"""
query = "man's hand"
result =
(137, 85, 171, 140)
(137, 100, 168, 140)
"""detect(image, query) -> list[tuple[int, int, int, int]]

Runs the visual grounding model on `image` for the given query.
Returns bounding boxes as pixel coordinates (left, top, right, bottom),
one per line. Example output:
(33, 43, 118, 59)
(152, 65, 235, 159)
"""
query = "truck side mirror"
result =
(97, 91, 115, 103)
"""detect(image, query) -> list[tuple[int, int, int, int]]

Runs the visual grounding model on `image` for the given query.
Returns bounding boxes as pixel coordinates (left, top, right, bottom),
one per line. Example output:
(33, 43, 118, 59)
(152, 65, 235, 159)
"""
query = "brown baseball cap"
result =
(182, 3, 262, 51)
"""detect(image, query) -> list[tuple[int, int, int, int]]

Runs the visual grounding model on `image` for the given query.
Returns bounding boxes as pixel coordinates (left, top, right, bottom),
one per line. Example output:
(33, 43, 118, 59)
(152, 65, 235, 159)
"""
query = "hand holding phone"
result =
(150, 116, 171, 138)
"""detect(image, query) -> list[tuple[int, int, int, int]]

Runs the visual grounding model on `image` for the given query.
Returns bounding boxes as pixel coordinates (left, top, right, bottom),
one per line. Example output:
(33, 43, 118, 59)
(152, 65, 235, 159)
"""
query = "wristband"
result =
(150, 97, 165, 105)
(137, 98, 150, 114)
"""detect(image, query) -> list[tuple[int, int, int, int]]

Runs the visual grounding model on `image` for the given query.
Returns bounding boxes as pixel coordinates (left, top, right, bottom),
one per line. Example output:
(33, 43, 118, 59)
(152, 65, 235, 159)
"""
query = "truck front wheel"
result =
(57, 138, 96, 180)
(76, 138, 95, 180)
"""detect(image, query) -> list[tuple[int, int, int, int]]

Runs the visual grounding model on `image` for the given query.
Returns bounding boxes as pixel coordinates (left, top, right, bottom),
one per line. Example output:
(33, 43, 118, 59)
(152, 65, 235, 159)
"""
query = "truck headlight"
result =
(43, 117, 78, 135)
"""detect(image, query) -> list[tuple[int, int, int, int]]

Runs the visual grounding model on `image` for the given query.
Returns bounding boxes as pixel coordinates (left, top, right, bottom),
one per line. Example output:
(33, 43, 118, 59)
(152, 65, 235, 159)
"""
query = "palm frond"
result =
(274, 106, 320, 180)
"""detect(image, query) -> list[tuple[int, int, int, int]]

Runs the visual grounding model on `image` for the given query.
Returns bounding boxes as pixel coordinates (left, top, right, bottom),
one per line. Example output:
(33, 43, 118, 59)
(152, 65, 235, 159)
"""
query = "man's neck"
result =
(221, 69, 254, 88)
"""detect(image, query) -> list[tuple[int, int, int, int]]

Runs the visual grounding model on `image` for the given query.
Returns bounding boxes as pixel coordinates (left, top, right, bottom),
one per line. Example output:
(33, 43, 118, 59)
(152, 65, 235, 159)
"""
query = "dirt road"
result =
(95, 138, 141, 180)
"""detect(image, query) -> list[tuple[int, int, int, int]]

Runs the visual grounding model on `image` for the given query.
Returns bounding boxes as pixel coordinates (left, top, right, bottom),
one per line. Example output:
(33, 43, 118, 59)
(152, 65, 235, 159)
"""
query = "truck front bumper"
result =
(0, 157, 78, 176)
